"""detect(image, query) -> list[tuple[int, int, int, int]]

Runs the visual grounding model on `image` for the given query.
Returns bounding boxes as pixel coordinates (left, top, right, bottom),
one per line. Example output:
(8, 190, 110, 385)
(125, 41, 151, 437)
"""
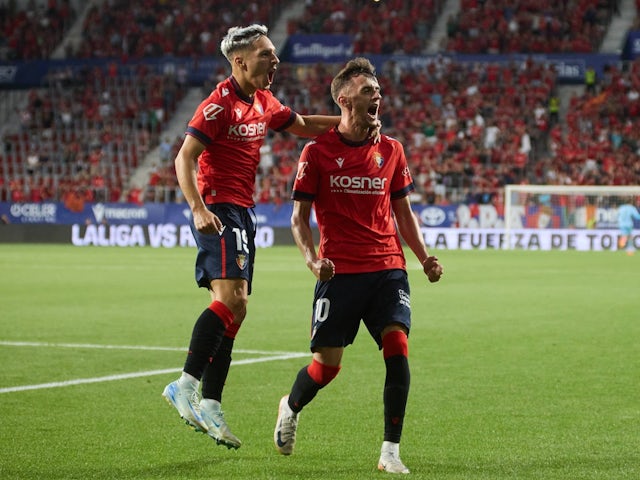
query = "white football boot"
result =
(378, 441, 410, 474)
(274, 395, 298, 455)
(162, 380, 207, 432)
(200, 399, 242, 449)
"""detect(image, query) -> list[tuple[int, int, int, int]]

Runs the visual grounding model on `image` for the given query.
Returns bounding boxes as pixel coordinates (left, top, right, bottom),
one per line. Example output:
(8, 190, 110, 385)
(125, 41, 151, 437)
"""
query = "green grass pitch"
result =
(0, 244, 638, 479)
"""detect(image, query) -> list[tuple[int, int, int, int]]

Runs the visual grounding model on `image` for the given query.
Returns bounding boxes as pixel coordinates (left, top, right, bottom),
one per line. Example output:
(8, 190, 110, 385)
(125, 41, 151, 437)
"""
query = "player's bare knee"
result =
(233, 302, 247, 324)
(224, 296, 247, 322)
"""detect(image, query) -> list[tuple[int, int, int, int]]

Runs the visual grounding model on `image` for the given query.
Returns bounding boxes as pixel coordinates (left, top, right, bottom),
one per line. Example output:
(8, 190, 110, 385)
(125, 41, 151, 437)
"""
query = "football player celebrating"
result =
(162, 24, 353, 449)
(274, 57, 443, 473)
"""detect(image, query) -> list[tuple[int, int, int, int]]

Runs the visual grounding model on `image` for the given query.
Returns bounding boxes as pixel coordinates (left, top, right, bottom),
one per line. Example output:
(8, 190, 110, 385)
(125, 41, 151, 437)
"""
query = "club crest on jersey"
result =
(296, 161, 308, 180)
(254, 102, 264, 114)
(235, 108, 243, 120)
(372, 151, 384, 168)
(236, 253, 248, 270)
(203, 103, 224, 121)
(335, 157, 345, 168)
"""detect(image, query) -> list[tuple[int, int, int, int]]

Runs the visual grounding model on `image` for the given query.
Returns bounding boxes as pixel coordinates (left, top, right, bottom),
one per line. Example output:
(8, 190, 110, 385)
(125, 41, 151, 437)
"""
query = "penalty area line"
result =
(0, 340, 303, 356)
(0, 352, 308, 394)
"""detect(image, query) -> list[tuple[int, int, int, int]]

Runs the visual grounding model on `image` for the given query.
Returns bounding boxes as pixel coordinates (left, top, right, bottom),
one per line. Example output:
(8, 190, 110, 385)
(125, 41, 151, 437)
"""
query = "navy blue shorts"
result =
(309, 269, 411, 350)
(190, 203, 256, 293)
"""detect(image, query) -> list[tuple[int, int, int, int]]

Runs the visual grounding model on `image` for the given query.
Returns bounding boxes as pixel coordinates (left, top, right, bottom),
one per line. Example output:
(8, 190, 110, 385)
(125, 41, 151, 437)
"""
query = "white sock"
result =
(201, 398, 222, 410)
(178, 372, 199, 389)
(381, 441, 400, 455)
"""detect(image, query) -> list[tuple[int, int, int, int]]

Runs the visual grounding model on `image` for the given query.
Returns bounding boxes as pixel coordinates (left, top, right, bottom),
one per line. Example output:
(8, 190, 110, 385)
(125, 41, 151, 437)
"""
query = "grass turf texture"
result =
(0, 244, 638, 479)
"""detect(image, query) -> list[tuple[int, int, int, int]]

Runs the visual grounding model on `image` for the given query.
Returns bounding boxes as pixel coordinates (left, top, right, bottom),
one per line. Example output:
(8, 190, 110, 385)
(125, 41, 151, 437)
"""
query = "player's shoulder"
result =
(301, 129, 338, 153)
(377, 134, 406, 156)
(380, 133, 403, 147)
(206, 78, 236, 103)
(193, 79, 235, 118)
(301, 137, 320, 154)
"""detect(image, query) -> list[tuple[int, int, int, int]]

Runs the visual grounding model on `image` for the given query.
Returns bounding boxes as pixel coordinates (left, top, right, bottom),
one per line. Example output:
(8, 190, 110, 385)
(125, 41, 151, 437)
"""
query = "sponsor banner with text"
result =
(62, 224, 638, 251)
(2, 202, 637, 229)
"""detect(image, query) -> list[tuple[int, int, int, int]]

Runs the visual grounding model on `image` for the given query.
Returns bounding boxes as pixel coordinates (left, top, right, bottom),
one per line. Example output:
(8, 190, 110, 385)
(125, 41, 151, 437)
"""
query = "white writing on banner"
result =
(420, 228, 639, 251)
(9, 203, 57, 223)
(292, 42, 353, 59)
(71, 224, 274, 248)
(91, 203, 148, 223)
(0, 65, 18, 83)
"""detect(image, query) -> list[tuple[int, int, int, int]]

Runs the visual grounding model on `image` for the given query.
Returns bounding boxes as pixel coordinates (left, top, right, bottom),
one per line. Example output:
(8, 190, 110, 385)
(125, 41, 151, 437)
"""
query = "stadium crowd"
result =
(0, 0, 76, 60)
(0, 0, 294, 60)
(286, 0, 444, 55)
(1, 0, 639, 206)
(444, 0, 618, 54)
(143, 56, 640, 207)
(73, 0, 294, 59)
(1, 63, 185, 207)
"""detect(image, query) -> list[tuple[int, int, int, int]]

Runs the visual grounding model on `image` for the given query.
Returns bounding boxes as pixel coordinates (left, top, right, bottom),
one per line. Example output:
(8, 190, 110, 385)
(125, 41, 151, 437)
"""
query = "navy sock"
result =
(383, 355, 410, 443)
(201, 335, 234, 401)
(183, 308, 227, 380)
(288, 366, 322, 413)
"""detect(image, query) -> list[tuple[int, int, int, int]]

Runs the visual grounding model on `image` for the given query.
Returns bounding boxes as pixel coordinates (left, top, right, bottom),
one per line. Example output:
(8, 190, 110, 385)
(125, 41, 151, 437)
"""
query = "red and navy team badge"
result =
(236, 254, 248, 270)
(373, 151, 384, 168)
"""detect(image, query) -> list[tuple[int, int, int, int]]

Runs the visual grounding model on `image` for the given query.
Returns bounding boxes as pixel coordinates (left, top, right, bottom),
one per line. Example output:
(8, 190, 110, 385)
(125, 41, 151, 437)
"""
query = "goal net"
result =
(503, 185, 640, 251)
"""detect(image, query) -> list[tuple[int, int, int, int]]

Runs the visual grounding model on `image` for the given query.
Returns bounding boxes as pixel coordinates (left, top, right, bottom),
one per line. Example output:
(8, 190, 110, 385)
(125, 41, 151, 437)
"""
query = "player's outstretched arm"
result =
(392, 196, 443, 283)
(286, 114, 340, 138)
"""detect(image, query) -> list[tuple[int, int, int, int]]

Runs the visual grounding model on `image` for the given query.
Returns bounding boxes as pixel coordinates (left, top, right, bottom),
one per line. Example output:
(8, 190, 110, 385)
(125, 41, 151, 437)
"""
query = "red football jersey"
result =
(186, 76, 296, 207)
(292, 128, 415, 273)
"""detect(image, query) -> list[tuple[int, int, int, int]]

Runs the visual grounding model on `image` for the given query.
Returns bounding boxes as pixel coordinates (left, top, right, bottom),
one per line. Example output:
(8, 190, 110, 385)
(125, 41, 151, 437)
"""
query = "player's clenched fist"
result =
(311, 258, 335, 282)
(422, 256, 443, 283)
(193, 208, 224, 235)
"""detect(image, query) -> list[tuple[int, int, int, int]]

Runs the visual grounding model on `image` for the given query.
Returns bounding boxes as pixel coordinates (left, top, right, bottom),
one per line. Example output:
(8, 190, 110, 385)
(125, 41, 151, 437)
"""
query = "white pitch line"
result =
(0, 341, 309, 394)
(0, 353, 308, 394)
(0, 340, 306, 356)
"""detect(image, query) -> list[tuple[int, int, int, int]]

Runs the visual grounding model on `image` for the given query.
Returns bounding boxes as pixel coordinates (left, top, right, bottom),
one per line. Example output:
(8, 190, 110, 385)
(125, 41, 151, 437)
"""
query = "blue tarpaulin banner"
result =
(280, 34, 354, 63)
(0, 51, 622, 89)
(2, 201, 635, 230)
(0, 202, 458, 227)
(622, 30, 640, 60)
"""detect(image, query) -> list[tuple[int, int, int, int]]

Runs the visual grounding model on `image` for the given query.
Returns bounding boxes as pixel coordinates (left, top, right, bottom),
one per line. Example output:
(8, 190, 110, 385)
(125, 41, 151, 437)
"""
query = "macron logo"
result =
(92, 203, 105, 223)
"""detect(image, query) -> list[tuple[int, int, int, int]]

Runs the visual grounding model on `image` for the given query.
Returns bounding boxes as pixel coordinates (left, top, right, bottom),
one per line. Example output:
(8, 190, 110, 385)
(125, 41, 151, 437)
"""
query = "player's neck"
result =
(336, 120, 369, 143)
(231, 74, 256, 99)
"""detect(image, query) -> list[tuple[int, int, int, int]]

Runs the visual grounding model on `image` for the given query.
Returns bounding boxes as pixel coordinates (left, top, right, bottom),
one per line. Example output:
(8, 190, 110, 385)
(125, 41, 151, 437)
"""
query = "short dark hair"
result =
(330, 57, 377, 104)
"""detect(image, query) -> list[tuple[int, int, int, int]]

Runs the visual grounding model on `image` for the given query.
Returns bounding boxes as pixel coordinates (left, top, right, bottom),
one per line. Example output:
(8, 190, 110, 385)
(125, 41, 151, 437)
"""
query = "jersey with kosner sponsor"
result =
(292, 128, 415, 273)
(186, 76, 296, 207)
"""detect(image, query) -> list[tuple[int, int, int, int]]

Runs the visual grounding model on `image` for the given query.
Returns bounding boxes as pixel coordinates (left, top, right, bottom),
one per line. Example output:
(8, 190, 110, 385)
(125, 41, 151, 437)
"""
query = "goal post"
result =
(503, 184, 640, 250)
